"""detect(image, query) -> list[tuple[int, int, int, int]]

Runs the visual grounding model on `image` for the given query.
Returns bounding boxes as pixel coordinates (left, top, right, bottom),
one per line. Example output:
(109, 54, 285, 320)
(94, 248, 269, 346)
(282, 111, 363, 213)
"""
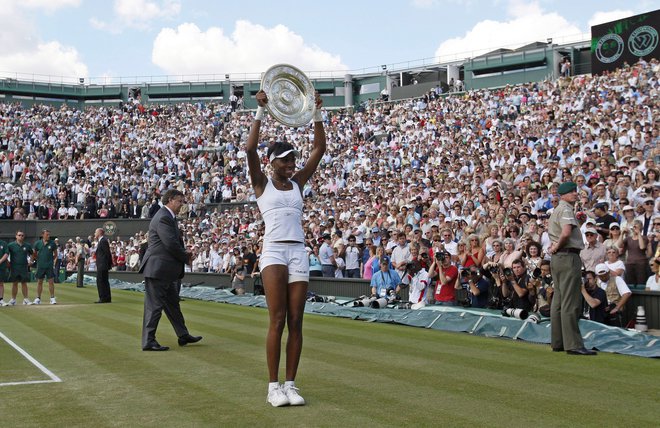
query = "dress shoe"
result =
(566, 347, 597, 356)
(178, 334, 203, 346)
(142, 344, 169, 351)
(552, 347, 564, 352)
(94, 300, 111, 304)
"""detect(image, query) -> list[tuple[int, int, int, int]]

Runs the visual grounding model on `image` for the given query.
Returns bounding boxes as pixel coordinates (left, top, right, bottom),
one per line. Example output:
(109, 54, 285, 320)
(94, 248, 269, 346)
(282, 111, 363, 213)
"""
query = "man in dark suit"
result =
(139, 189, 202, 351)
(94, 228, 113, 303)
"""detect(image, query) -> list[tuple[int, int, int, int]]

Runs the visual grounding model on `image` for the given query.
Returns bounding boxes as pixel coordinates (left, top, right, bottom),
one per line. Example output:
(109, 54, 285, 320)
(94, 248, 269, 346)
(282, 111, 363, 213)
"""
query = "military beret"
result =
(557, 182, 577, 195)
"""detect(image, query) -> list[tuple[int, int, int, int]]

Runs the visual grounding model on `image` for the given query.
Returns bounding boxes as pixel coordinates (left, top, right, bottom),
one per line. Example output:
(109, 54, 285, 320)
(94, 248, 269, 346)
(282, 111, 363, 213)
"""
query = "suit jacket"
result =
(95, 237, 113, 271)
(139, 207, 188, 280)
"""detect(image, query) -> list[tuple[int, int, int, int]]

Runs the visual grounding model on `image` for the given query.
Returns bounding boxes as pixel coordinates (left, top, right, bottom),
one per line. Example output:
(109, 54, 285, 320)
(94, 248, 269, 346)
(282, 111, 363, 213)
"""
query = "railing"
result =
(0, 33, 590, 86)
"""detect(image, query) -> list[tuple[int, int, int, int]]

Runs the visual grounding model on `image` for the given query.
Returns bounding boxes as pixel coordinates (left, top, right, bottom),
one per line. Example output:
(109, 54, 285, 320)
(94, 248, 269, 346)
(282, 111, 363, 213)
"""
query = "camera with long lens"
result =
(543, 275, 553, 286)
(487, 296, 502, 309)
(531, 268, 542, 279)
(488, 264, 500, 274)
(354, 290, 398, 309)
(502, 306, 529, 320)
(353, 296, 373, 307)
(503, 267, 513, 277)
(370, 297, 390, 309)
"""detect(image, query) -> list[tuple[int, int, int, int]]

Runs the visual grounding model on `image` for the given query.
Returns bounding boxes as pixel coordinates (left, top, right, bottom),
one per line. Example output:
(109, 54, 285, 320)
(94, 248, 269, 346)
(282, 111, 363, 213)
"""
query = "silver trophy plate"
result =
(261, 64, 315, 127)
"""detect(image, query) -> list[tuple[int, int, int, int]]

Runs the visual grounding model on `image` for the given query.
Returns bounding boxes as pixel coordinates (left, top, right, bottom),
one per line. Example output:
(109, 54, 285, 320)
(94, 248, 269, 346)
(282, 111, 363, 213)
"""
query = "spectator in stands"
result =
(308, 246, 322, 278)
(621, 220, 650, 286)
(604, 246, 625, 277)
(362, 245, 378, 280)
(319, 233, 335, 278)
(592, 202, 616, 241)
(637, 197, 657, 236)
(499, 238, 523, 268)
(333, 247, 345, 278)
(646, 257, 660, 291)
(390, 231, 411, 278)
(580, 227, 605, 273)
(524, 240, 543, 274)
(343, 235, 361, 278)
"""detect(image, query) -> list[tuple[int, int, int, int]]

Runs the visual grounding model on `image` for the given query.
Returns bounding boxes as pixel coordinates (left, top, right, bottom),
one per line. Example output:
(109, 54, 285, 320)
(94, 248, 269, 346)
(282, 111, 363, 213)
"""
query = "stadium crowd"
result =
(1, 58, 659, 320)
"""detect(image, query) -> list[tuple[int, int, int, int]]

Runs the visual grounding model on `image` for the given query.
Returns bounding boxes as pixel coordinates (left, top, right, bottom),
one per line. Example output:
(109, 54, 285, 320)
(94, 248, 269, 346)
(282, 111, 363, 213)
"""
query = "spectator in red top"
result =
(116, 250, 127, 271)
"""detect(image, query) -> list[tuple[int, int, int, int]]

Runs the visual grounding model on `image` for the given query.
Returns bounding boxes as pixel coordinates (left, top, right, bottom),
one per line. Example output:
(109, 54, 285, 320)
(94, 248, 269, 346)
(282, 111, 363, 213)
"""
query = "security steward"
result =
(547, 182, 596, 356)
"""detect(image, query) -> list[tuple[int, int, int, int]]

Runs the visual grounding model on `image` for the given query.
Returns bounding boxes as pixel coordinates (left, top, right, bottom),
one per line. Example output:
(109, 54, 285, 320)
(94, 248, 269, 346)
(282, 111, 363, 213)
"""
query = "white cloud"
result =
(588, 10, 635, 28)
(0, 1, 87, 78)
(0, 41, 88, 78)
(91, 0, 181, 34)
(152, 20, 347, 76)
(11, 0, 81, 12)
(411, 0, 437, 7)
(115, 0, 180, 28)
(434, 0, 585, 60)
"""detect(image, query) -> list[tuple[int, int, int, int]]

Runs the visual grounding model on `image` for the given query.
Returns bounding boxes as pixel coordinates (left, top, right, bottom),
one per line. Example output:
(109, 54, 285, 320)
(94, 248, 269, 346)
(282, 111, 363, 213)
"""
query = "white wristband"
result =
(255, 106, 265, 121)
(313, 109, 323, 122)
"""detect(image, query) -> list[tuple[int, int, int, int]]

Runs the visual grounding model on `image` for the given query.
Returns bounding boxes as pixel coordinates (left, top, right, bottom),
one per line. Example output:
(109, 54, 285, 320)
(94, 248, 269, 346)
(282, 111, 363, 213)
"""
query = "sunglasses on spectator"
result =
(610, 226, 620, 230)
(644, 201, 654, 205)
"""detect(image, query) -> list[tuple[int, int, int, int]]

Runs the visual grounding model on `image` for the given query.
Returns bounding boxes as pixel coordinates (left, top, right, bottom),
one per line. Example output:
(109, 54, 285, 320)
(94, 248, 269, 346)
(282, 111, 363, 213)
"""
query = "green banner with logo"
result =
(591, 9, 660, 75)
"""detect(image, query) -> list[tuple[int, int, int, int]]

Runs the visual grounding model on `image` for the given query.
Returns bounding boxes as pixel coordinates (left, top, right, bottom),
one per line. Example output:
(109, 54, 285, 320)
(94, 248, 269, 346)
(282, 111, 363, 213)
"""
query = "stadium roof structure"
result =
(0, 37, 592, 109)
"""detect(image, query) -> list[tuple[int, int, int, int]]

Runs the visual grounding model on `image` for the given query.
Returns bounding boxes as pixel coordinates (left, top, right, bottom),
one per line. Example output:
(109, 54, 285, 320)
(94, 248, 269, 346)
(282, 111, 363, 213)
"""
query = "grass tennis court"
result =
(0, 283, 658, 427)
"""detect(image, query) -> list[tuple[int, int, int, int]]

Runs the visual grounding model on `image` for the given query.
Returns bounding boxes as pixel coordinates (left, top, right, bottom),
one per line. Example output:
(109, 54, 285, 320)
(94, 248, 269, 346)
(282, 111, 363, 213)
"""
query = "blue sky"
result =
(0, 0, 657, 83)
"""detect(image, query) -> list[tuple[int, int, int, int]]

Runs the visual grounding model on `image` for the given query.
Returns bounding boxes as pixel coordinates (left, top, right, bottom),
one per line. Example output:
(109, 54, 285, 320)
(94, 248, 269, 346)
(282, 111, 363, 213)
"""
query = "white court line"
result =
(0, 331, 62, 387)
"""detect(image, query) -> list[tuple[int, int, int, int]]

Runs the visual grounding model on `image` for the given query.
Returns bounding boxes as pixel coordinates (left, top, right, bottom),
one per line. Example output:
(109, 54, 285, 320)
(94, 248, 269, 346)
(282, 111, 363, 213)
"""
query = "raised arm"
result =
(292, 92, 326, 188)
(246, 90, 269, 197)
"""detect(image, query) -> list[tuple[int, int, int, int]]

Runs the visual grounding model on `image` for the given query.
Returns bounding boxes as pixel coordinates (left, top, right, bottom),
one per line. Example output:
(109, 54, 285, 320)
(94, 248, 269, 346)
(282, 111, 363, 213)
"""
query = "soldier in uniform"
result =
(0, 238, 9, 306)
(7, 230, 32, 305)
(33, 229, 58, 304)
(547, 182, 596, 355)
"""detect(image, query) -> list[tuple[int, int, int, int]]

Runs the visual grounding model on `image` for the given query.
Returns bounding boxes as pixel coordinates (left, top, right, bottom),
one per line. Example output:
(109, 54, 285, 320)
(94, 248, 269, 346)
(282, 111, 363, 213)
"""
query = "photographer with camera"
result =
(230, 258, 247, 295)
(530, 260, 554, 316)
(463, 266, 490, 308)
(370, 256, 401, 301)
(594, 263, 631, 327)
(498, 259, 533, 312)
(398, 260, 429, 309)
(580, 270, 607, 324)
(428, 250, 459, 305)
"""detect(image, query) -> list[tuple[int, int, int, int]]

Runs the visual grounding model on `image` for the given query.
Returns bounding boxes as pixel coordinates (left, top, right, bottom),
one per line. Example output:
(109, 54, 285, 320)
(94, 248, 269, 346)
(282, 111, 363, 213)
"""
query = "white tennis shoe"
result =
(282, 384, 305, 406)
(267, 385, 289, 407)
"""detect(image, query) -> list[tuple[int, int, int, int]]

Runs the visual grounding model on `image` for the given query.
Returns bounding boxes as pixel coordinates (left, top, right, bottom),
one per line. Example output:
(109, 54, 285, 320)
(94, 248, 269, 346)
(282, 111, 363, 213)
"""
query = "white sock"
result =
(268, 382, 279, 392)
(284, 381, 295, 388)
